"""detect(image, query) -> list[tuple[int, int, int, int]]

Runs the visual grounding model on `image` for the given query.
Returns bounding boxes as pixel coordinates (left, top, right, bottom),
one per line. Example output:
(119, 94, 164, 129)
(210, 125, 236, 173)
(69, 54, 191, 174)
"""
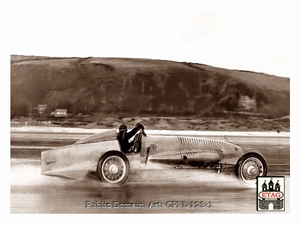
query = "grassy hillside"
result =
(11, 55, 290, 122)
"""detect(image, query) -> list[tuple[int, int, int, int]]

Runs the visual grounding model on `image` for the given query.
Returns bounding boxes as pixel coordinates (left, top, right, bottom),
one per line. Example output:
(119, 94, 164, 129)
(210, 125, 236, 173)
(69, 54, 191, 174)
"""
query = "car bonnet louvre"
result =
(178, 137, 221, 147)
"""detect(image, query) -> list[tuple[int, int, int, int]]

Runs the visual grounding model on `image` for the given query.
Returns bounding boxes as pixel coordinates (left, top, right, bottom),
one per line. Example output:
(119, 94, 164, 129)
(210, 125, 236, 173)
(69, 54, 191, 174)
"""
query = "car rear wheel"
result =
(236, 152, 267, 184)
(97, 151, 130, 185)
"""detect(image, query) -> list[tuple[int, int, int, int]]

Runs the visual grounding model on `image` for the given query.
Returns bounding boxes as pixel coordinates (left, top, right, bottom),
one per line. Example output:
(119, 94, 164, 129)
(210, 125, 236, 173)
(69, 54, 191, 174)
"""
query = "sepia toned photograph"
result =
(10, 55, 290, 214)
(5, 0, 296, 222)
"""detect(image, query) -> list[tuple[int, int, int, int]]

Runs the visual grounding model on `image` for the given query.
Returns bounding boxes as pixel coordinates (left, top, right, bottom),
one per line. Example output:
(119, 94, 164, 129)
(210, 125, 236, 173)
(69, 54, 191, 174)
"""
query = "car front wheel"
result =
(97, 151, 130, 185)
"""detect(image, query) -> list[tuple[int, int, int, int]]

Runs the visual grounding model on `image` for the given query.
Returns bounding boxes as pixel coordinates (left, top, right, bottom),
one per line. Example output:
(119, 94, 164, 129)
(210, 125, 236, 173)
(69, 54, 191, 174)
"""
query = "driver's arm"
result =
(126, 123, 144, 139)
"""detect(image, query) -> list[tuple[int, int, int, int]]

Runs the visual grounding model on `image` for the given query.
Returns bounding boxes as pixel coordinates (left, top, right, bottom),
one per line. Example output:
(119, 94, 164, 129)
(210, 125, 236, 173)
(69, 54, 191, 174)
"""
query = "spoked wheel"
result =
(97, 151, 130, 185)
(236, 152, 267, 184)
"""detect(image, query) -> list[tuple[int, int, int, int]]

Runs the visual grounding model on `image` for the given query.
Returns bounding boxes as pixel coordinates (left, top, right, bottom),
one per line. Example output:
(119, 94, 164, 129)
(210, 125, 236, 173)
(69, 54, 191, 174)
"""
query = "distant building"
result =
(238, 95, 257, 111)
(37, 104, 47, 114)
(51, 109, 67, 117)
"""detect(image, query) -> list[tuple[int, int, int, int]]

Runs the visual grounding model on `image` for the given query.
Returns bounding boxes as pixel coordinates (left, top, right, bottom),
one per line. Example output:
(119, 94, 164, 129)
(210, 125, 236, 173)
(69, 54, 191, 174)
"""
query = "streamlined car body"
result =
(41, 128, 267, 185)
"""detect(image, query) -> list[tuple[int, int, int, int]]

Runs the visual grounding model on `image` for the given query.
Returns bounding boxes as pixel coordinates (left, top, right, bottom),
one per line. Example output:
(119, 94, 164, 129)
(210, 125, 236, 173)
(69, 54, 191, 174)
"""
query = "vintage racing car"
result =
(41, 127, 267, 185)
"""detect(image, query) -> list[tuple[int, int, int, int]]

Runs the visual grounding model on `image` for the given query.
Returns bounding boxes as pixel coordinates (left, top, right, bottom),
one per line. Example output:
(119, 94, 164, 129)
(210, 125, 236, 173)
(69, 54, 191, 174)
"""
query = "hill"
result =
(11, 55, 290, 131)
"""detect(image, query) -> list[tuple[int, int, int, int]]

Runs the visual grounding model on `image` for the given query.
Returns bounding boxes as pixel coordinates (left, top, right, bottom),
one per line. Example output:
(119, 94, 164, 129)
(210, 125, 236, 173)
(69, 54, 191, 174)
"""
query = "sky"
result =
(4, 0, 297, 78)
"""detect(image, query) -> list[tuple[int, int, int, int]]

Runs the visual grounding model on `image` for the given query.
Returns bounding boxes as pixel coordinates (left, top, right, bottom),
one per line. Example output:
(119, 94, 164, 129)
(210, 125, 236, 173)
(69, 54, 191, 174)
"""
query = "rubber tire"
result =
(96, 151, 130, 185)
(235, 152, 267, 184)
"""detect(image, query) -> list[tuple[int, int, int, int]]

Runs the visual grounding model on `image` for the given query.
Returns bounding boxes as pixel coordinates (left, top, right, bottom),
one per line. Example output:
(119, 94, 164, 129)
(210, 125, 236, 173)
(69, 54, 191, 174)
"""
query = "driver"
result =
(117, 123, 144, 153)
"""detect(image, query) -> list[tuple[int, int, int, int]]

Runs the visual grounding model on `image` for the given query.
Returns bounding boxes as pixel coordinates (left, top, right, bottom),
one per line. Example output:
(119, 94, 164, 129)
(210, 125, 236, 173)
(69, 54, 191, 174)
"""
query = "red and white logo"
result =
(257, 176, 285, 211)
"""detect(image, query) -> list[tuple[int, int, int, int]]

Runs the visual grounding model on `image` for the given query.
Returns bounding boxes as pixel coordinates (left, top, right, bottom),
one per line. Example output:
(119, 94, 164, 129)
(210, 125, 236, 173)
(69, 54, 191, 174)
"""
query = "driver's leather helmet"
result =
(119, 124, 127, 131)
